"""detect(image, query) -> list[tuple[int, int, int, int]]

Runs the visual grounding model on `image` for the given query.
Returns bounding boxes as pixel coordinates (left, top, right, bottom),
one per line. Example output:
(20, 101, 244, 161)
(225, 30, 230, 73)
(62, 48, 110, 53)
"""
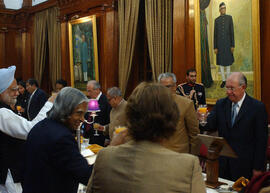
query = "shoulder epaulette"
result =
(178, 82, 187, 87)
(196, 82, 204, 86)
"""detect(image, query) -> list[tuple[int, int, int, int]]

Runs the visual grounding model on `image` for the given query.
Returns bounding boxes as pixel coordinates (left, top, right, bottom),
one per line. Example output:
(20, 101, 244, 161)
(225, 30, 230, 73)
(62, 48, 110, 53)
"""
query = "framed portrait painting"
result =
(68, 15, 99, 91)
(194, 0, 261, 104)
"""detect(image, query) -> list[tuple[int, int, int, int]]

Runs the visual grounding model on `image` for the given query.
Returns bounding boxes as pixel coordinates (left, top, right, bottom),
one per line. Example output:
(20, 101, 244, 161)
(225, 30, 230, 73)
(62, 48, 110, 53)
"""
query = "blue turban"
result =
(0, 65, 16, 94)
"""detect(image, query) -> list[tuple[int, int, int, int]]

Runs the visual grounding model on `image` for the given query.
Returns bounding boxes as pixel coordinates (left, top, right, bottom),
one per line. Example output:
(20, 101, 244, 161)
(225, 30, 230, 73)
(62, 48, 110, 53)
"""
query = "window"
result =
(4, 0, 23, 10)
(32, 0, 48, 6)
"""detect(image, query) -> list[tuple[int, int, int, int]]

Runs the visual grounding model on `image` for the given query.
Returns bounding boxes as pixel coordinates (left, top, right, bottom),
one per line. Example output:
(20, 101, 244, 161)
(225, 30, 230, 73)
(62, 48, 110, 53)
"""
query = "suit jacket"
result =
(23, 118, 92, 193)
(27, 88, 48, 121)
(106, 99, 127, 139)
(163, 94, 199, 153)
(206, 94, 268, 180)
(83, 94, 111, 146)
(86, 141, 206, 193)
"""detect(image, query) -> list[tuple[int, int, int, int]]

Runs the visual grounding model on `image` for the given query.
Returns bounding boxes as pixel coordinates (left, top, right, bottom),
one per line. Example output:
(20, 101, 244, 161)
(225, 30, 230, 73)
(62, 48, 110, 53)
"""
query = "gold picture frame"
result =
(68, 15, 99, 91)
(194, 0, 261, 104)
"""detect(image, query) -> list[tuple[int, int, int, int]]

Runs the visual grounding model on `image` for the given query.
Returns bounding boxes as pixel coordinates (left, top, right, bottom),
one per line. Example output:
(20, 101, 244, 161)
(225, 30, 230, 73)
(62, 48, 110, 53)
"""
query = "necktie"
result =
(231, 103, 238, 126)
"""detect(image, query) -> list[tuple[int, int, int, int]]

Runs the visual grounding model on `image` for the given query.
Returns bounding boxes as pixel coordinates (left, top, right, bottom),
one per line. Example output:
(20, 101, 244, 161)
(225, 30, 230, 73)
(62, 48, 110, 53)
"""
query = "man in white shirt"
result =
(82, 80, 111, 146)
(0, 66, 55, 193)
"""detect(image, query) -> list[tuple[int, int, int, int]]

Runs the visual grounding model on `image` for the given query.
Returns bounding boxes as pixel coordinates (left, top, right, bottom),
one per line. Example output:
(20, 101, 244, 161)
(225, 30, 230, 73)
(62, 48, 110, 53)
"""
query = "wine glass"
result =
(198, 104, 208, 126)
(93, 123, 100, 136)
(16, 105, 22, 116)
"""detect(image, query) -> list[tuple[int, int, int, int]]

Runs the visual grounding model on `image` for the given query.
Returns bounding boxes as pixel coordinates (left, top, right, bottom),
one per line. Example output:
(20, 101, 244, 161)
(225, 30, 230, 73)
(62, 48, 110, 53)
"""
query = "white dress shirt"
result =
(0, 101, 53, 140)
(232, 92, 246, 114)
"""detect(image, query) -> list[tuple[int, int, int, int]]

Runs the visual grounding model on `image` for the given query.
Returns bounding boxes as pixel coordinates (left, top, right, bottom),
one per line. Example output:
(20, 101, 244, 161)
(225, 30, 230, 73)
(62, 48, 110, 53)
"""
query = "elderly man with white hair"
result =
(0, 66, 55, 193)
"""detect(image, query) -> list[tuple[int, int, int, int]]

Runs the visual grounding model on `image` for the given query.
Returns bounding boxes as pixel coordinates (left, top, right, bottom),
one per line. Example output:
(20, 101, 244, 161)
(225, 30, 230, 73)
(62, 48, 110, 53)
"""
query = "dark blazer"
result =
(206, 94, 268, 181)
(83, 93, 111, 146)
(27, 88, 48, 120)
(23, 118, 92, 193)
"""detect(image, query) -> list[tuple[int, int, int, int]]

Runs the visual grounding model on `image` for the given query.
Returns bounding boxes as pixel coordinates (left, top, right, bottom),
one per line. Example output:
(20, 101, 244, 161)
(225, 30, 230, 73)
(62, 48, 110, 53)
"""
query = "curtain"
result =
(145, 0, 172, 82)
(118, 0, 140, 96)
(34, 10, 48, 85)
(47, 7, 62, 90)
(200, 9, 213, 88)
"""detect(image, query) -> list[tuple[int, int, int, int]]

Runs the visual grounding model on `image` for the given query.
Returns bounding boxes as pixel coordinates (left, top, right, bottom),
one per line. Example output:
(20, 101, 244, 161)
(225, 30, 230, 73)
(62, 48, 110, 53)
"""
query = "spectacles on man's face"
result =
(9, 87, 19, 93)
(107, 97, 114, 102)
(164, 84, 175, 88)
(225, 86, 242, 91)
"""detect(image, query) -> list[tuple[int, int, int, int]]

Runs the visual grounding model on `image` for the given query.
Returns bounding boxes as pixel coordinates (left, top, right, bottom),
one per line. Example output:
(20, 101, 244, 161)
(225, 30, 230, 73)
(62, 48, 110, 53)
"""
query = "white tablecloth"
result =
(78, 152, 97, 193)
(203, 173, 237, 193)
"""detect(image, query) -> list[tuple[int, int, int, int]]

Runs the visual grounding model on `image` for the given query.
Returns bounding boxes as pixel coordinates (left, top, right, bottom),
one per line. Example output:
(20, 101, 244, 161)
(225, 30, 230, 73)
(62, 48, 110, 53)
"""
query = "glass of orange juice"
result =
(115, 126, 127, 134)
(198, 104, 207, 126)
(16, 105, 22, 116)
(93, 123, 100, 136)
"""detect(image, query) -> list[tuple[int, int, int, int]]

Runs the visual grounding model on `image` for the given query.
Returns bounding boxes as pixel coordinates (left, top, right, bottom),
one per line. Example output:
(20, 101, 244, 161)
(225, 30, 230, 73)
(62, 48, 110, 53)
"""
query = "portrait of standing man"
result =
(214, 2, 235, 88)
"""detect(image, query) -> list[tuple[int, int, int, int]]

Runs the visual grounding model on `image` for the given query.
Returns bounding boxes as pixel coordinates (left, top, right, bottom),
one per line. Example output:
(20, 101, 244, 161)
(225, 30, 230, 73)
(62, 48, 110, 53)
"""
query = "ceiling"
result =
(3, 0, 48, 10)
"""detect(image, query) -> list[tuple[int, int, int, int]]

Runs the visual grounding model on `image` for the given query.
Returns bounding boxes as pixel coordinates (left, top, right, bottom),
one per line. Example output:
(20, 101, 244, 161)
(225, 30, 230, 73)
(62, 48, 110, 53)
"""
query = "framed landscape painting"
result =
(68, 15, 99, 91)
(194, 0, 261, 104)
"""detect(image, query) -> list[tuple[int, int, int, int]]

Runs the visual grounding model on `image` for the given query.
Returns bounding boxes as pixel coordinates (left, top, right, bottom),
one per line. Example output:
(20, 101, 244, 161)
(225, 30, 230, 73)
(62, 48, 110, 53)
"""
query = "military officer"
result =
(177, 69, 206, 109)
(214, 2, 235, 88)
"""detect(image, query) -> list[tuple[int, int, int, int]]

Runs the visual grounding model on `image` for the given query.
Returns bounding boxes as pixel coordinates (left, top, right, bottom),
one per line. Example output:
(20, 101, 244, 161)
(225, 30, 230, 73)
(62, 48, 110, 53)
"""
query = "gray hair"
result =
(157, 72, 177, 83)
(107, 87, 122, 97)
(87, 80, 100, 89)
(239, 73, 247, 87)
(47, 87, 89, 122)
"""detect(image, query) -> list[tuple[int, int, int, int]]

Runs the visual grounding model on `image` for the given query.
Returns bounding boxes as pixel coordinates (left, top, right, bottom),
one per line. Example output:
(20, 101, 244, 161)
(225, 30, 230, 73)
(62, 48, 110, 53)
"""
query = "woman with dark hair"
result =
(15, 81, 30, 118)
(23, 87, 93, 193)
(86, 82, 206, 193)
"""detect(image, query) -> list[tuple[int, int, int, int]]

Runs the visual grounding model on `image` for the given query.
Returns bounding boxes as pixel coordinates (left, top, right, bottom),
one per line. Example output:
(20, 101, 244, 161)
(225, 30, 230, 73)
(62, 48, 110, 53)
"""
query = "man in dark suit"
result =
(26, 79, 48, 120)
(83, 80, 111, 146)
(203, 72, 268, 181)
(23, 87, 92, 193)
(214, 2, 235, 88)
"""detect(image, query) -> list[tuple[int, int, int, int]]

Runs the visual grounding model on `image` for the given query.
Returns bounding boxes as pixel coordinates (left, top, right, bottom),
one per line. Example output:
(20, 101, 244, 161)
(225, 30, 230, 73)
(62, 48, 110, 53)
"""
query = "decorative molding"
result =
(0, 26, 8, 33)
(22, 0, 32, 8)
(58, 0, 116, 22)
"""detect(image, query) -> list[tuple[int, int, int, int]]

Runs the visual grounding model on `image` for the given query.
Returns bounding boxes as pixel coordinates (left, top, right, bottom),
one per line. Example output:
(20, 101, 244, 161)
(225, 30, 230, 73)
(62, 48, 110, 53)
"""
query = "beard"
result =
(1, 92, 17, 105)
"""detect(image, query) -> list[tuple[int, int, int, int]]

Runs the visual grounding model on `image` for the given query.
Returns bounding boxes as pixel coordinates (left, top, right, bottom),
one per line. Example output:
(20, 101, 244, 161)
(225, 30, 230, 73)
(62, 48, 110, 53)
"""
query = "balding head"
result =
(225, 72, 246, 103)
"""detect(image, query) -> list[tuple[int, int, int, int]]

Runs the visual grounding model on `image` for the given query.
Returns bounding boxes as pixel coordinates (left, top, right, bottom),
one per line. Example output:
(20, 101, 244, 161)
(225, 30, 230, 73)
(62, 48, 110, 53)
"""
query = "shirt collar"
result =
(96, 92, 102, 100)
(30, 88, 37, 98)
(234, 92, 246, 109)
(115, 99, 124, 109)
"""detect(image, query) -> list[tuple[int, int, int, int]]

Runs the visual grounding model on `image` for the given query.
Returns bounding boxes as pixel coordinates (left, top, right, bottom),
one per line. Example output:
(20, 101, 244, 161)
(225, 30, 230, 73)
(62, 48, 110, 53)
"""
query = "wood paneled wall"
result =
(0, 0, 270, 119)
(260, 0, 270, 119)
(173, 0, 195, 85)
(59, 0, 119, 93)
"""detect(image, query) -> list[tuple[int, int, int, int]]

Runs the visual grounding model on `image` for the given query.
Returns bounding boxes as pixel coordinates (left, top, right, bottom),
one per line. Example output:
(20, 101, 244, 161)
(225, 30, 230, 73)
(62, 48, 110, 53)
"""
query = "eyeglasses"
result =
(164, 84, 175, 88)
(9, 87, 19, 92)
(107, 97, 114, 102)
(225, 86, 242, 91)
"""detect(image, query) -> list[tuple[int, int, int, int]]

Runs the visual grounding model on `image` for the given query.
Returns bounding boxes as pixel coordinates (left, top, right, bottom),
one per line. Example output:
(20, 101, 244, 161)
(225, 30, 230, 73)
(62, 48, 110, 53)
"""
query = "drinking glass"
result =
(16, 105, 22, 116)
(93, 123, 100, 136)
(198, 104, 207, 126)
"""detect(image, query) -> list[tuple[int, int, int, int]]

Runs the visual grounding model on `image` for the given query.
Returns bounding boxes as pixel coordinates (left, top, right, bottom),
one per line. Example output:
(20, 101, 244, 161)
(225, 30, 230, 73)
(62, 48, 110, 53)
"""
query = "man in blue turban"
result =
(0, 66, 55, 193)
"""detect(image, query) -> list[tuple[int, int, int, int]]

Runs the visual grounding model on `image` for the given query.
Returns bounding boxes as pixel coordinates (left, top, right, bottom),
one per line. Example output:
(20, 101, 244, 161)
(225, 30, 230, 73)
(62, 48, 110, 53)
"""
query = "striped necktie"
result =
(231, 103, 238, 127)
